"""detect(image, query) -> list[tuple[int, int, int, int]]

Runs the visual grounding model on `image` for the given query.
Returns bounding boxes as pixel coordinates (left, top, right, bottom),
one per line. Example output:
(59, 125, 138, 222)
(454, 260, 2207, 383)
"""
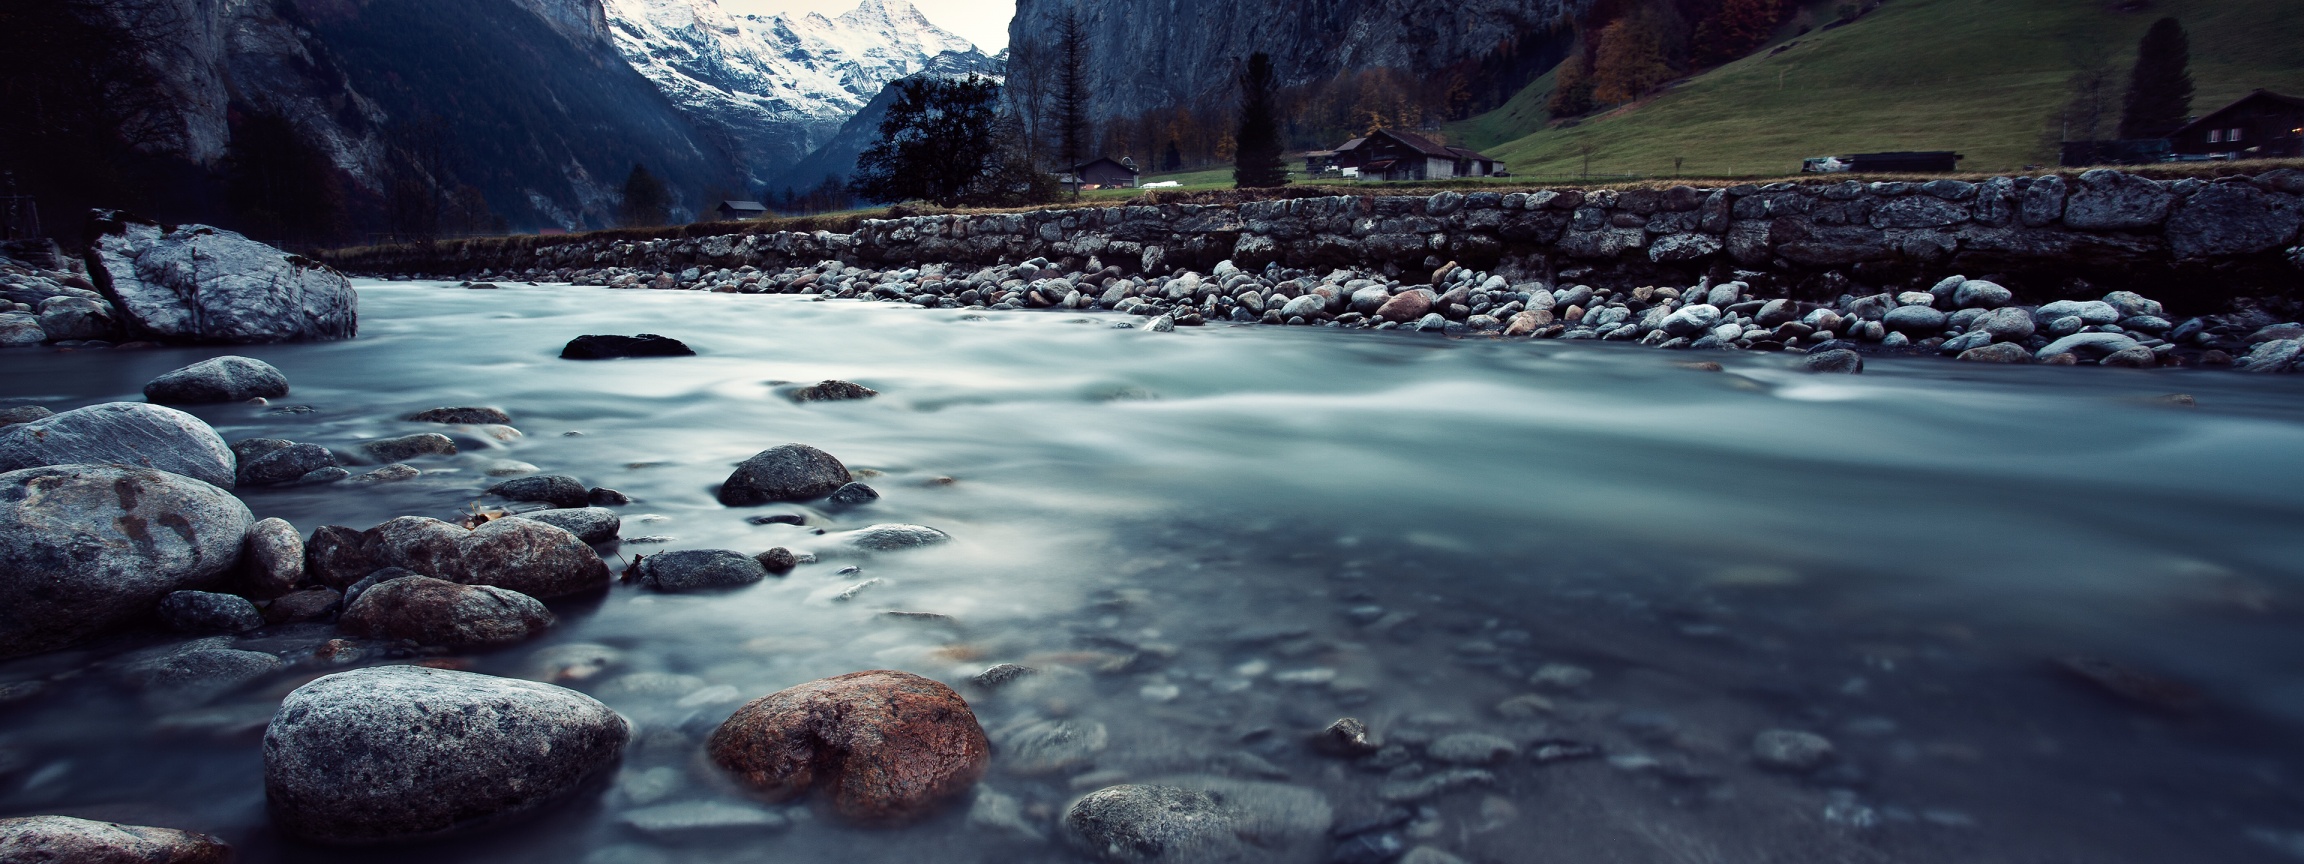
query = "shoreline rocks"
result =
(0, 402, 237, 488)
(707, 670, 989, 824)
(144, 356, 291, 404)
(263, 665, 628, 843)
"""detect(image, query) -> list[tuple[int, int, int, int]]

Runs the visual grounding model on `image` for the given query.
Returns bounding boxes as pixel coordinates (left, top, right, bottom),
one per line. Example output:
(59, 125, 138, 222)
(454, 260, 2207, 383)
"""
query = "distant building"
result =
(2170, 90, 2304, 160)
(1073, 157, 1140, 189)
(1331, 130, 1500, 182)
(716, 200, 769, 221)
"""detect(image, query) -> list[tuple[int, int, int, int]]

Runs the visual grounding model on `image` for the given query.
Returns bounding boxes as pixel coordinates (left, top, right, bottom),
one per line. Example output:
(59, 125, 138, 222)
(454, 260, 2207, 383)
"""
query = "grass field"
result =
(1445, 0, 2304, 177)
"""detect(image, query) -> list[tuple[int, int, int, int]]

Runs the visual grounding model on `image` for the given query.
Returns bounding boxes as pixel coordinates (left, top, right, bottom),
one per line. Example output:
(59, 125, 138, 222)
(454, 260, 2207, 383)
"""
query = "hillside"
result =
(1447, 0, 2304, 177)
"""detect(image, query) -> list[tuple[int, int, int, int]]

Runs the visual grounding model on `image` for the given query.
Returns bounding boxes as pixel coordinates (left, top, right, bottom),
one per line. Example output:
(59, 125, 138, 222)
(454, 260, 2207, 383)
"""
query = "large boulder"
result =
(0, 465, 252, 658)
(263, 665, 629, 843)
(2036, 332, 2140, 362)
(718, 444, 853, 506)
(1061, 778, 1334, 864)
(517, 507, 620, 544)
(708, 670, 989, 824)
(0, 815, 229, 863)
(487, 474, 587, 509)
(2060, 171, 2172, 231)
(143, 356, 291, 404)
(87, 211, 357, 344)
(0, 402, 236, 488)
(36, 296, 118, 341)
(338, 575, 554, 648)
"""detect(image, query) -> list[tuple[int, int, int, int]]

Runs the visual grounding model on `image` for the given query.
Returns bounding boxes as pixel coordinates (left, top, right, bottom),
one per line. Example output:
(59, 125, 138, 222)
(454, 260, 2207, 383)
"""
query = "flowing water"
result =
(4, 280, 2304, 863)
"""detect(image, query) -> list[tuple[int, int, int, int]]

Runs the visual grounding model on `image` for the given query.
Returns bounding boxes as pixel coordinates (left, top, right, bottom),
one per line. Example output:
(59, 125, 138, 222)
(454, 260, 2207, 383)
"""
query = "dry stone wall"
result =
(329, 169, 2304, 313)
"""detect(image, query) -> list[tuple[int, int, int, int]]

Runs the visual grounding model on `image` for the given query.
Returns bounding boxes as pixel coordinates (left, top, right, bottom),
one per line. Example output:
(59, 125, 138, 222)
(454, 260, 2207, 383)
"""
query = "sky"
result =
(720, 0, 1016, 53)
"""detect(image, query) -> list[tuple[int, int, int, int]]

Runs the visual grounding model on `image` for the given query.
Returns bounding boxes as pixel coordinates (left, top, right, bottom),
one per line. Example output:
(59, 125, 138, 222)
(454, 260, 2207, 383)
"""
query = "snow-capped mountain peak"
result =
(601, 0, 992, 187)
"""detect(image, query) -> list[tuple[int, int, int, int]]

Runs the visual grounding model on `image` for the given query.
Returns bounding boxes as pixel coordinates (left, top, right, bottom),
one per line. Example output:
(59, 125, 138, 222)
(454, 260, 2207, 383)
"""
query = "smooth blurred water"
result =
(3, 281, 2304, 863)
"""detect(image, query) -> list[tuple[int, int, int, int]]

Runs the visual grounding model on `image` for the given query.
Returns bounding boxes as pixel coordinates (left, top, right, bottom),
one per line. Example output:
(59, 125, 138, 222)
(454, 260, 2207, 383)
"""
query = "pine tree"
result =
(2119, 17, 2193, 139)
(1233, 53, 1289, 189)
(619, 164, 669, 227)
(1055, 10, 1092, 170)
(1161, 139, 1183, 172)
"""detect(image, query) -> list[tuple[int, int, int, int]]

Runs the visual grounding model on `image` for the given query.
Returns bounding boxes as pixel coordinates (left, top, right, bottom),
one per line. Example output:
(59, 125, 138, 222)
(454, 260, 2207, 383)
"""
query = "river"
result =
(4, 280, 2304, 863)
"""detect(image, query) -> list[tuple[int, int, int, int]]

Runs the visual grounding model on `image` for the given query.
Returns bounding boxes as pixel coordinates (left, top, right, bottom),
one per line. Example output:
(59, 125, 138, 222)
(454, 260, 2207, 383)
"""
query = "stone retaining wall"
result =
(324, 169, 2304, 314)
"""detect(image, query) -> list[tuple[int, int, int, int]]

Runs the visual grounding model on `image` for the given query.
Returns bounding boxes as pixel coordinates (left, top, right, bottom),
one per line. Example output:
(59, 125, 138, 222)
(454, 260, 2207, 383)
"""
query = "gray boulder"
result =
(87, 212, 357, 344)
(159, 590, 265, 634)
(1957, 343, 2033, 363)
(1802, 349, 1863, 374)
(143, 356, 290, 404)
(239, 443, 338, 487)
(635, 549, 769, 592)
(2166, 181, 2304, 259)
(363, 517, 468, 578)
(1882, 305, 1946, 335)
(36, 296, 117, 341)
(2240, 339, 2303, 374)
(1659, 303, 1722, 337)
(841, 524, 954, 552)
(0, 815, 230, 863)
(2102, 290, 2165, 319)
(263, 665, 628, 843)
(1061, 777, 1331, 864)
(0, 312, 46, 346)
(1979, 307, 2037, 342)
(242, 517, 305, 598)
(488, 474, 588, 509)
(2061, 170, 2171, 231)
(0, 465, 251, 658)
(408, 407, 510, 424)
(118, 644, 285, 706)
(338, 576, 554, 648)
(826, 481, 880, 508)
(0, 402, 236, 488)
(517, 507, 620, 544)
(2035, 300, 2121, 326)
(359, 433, 456, 463)
(1953, 280, 2013, 309)
(718, 444, 852, 506)
(2036, 332, 2140, 362)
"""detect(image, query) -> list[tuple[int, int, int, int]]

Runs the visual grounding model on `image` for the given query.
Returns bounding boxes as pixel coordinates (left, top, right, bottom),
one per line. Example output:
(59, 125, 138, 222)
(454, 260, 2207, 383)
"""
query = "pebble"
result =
(1378, 769, 1494, 803)
(1751, 729, 1837, 772)
(1426, 733, 1518, 765)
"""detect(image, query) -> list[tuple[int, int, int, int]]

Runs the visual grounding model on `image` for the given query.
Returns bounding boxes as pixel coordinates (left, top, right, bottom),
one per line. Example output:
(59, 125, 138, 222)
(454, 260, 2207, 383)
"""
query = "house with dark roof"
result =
(2170, 90, 2304, 160)
(716, 200, 769, 221)
(1073, 157, 1141, 189)
(1330, 130, 1500, 182)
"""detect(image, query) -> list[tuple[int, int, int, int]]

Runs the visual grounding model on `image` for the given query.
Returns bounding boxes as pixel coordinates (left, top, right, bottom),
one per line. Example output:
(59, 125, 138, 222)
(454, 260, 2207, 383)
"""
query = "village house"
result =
(1072, 157, 1141, 189)
(716, 200, 769, 221)
(2170, 89, 2304, 160)
(1330, 130, 1500, 182)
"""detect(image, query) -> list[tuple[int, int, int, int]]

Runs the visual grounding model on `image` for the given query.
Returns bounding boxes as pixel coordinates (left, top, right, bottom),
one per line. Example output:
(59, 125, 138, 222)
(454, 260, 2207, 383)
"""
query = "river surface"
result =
(4, 280, 2304, 863)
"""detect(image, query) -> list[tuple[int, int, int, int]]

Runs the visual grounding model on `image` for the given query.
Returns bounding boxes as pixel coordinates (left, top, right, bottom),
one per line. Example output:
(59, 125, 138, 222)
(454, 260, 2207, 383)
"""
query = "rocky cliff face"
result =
(1007, 0, 1589, 122)
(603, 0, 993, 189)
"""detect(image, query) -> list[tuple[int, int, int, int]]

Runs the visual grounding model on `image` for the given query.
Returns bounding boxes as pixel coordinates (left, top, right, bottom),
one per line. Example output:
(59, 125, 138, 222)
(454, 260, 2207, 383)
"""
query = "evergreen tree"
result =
(2119, 17, 2193, 139)
(1162, 139, 1184, 172)
(1233, 53, 1289, 189)
(619, 164, 670, 227)
(851, 75, 1056, 208)
(1055, 10, 1092, 169)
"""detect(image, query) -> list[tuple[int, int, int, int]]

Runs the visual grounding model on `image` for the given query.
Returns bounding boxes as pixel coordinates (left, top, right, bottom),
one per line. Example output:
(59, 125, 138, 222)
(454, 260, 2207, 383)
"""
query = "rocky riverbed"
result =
(2, 281, 2303, 863)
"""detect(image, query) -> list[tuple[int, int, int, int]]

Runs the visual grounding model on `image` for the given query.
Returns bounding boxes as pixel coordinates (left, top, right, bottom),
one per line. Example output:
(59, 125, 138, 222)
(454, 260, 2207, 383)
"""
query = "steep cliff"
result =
(1006, 0, 1589, 124)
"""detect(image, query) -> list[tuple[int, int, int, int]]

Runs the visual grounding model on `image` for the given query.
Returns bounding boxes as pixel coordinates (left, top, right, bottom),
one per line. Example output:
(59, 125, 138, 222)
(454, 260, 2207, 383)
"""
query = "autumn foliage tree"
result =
(1592, 9, 1675, 106)
(1693, 0, 1783, 66)
(1548, 46, 1597, 118)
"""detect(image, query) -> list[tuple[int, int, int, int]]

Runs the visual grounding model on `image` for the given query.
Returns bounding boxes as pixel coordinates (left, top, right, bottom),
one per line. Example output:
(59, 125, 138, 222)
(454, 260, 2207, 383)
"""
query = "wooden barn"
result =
(1330, 130, 1500, 182)
(2170, 90, 2304, 160)
(717, 200, 769, 221)
(1073, 157, 1141, 189)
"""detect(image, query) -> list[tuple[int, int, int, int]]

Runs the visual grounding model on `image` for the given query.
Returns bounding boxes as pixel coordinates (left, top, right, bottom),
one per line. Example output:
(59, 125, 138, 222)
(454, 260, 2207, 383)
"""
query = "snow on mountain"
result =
(603, 0, 991, 188)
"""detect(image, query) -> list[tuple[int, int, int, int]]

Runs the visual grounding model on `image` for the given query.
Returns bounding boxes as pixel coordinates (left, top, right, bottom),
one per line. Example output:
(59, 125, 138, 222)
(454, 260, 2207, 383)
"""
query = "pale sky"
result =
(720, 0, 1016, 53)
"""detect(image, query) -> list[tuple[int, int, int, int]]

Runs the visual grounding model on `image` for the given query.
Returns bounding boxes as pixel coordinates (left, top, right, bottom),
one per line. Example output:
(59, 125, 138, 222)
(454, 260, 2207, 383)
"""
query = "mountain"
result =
(767, 50, 1007, 197)
(601, 0, 993, 190)
(5, 0, 740, 238)
(1005, 0, 1590, 125)
(1452, 0, 2304, 176)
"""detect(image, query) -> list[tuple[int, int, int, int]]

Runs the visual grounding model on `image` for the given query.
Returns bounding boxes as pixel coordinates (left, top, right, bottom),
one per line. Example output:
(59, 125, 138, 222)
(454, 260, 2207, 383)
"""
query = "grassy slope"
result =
(1448, 0, 2304, 178)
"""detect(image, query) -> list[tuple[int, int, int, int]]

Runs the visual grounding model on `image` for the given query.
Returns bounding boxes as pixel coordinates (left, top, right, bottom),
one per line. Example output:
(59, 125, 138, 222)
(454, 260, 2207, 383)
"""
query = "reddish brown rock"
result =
(304, 525, 375, 589)
(707, 670, 989, 824)
(1371, 289, 1434, 324)
(362, 517, 465, 578)
(457, 517, 611, 599)
(265, 587, 343, 624)
(339, 576, 553, 648)
(0, 815, 228, 863)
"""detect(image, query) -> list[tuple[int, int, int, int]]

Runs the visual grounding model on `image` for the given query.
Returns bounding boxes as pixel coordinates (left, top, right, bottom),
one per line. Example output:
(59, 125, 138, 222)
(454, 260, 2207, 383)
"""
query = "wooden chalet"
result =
(2170, 90, 2304, 160)
(717, 200, 769, 221)
(1331, 130, 1500, 182)
(1073, 157, 1141, 189)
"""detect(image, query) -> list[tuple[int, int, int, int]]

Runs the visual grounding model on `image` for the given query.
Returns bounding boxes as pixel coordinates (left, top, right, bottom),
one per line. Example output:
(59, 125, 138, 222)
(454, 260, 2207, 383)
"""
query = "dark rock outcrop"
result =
(561, 334, 694, 359)
(718, 444, 852, 506)
(635, 549, 769, 592)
